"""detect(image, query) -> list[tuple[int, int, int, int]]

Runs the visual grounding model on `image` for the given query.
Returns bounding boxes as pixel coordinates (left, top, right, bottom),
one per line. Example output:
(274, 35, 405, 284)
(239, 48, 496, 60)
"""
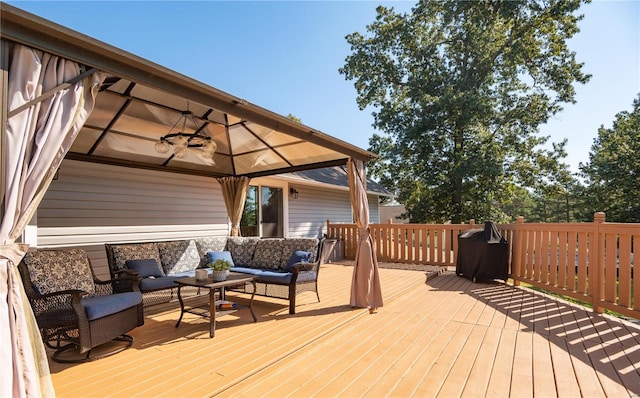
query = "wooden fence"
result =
(326, 213, 639, 321)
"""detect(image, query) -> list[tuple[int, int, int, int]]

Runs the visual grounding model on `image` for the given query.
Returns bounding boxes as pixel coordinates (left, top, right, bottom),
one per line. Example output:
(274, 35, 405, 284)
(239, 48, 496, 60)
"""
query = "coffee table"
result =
(174, 272, 257, 338)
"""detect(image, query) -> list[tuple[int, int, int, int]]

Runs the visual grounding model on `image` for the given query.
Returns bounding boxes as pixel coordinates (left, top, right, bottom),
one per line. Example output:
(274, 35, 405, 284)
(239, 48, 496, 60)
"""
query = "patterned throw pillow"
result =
(157, 240, 201, 275)
(226, 237, 260, 267)
(23, 248, 95, 295)
(111, 243, 161, 272)
(280, 238, 318, 270)
(194, 237, 228, 268)
(249, 239, 284, 270)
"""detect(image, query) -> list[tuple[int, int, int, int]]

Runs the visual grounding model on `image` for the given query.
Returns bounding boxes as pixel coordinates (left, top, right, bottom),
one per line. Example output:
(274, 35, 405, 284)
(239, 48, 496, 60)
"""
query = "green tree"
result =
(287, 114, 302, 123)
(341, 0, 590, 223)
(579, 94, 640, 222)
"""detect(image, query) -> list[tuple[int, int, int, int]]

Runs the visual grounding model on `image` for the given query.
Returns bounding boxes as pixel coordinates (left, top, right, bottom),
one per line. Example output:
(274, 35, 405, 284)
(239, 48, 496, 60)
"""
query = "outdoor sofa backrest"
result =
(105, 236, 320, 279)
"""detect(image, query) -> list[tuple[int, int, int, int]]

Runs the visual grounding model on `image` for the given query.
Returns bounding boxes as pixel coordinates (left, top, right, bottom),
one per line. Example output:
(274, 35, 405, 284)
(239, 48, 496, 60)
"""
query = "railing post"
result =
(469, 219, 475, 226)
(593, 212, 606, 314)
(513, 216, 524, 286)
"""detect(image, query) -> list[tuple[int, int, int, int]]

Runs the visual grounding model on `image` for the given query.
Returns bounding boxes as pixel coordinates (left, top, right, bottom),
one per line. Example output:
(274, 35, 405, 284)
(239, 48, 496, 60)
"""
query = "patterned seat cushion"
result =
(280, 238, 319, 270)
(226, 237, 260, 267)
(156, 240, 201, 275)
(249, 239, 284, 270)
(111, 243, 161, 272)
(23, 248, 95, 295)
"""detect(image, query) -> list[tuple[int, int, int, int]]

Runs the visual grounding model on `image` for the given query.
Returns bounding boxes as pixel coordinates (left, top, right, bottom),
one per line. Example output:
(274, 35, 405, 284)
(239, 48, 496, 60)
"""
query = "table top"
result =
(174, 272, 257, 288)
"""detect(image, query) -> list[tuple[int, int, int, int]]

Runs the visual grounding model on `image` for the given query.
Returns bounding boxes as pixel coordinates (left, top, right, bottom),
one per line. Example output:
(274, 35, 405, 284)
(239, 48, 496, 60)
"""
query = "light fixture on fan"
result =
(154, 110, 216, 162)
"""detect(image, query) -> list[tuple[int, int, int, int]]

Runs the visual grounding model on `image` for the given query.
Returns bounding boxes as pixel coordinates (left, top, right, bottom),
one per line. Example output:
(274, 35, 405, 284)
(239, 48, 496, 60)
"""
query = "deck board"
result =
(46, 263, 640, 398)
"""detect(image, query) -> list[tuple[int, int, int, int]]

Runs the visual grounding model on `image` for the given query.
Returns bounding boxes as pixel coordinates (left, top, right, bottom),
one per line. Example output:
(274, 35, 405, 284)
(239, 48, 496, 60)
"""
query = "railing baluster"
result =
(325, 215, 639, 321)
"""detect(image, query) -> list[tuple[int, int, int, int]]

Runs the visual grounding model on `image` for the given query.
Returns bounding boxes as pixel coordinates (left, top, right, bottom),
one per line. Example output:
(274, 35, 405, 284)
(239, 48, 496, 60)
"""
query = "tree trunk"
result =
(451, 129, 464, 224)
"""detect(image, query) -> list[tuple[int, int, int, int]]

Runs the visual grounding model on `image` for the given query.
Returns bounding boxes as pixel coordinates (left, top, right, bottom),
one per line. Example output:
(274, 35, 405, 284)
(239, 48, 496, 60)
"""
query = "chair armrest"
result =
(114, 268, 140, 278)
(289, 262, 316, 272)
(28, 289, 86, 318)
(94, 276, 140, 295)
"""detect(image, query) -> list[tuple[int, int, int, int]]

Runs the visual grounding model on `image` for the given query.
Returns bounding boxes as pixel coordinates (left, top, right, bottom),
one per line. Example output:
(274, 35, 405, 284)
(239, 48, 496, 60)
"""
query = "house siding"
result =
(287, 185, 380, 238)
(36, 160, 229, 278)
(34, 160, 383, 277)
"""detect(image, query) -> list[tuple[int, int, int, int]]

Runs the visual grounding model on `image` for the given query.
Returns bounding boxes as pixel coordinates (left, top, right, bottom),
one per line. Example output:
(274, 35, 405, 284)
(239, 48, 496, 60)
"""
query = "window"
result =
(240, 185, 284, 237)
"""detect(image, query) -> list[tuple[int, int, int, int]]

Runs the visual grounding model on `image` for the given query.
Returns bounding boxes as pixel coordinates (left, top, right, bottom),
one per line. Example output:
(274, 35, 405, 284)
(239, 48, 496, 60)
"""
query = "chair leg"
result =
(289, 283, 296, 314)
(52, 334, 134, 363)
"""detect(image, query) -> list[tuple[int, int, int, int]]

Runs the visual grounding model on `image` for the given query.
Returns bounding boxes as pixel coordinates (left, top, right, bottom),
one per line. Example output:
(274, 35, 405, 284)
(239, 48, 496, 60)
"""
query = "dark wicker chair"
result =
(18, 248, 144, 363)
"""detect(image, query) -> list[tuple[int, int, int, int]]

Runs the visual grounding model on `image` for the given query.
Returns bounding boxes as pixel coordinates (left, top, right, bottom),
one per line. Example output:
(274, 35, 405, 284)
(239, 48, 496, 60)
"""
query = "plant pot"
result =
(212, 270, 227, 282)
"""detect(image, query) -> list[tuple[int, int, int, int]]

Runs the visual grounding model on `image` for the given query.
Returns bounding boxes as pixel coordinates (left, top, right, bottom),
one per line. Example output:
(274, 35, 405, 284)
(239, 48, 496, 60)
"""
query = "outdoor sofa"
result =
(105, 236, 333, 314)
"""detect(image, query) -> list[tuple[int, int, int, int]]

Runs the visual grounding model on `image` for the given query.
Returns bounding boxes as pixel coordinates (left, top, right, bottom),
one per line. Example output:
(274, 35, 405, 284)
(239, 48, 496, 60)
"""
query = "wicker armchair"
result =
(18, 248, 144, 363)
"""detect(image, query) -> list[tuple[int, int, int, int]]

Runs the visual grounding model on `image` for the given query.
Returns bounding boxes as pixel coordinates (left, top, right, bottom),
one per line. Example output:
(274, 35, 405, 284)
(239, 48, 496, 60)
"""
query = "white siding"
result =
(34, 160, 383, 275)
(37, 160, 229, 276)
(369, 195, 380, 223)
(288, 185, 380, 238)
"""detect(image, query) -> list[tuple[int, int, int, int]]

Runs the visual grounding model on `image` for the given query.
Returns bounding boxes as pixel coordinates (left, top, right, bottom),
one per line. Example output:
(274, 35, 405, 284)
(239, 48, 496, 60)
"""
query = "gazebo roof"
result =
(1, 3, 376, 179)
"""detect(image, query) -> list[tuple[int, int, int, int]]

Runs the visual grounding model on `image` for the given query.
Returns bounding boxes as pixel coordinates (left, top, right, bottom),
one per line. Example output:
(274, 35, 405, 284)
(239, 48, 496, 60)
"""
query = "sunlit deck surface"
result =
(49, 262, 640, 397)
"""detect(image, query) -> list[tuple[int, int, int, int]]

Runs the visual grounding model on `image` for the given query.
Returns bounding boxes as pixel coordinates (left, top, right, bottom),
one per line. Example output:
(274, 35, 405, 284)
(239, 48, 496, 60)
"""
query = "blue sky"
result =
(7, 1, 639, 173)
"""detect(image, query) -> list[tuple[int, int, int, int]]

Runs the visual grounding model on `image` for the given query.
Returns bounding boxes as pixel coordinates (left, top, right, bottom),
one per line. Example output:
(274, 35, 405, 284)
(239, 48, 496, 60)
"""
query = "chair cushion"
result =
(111, 243, 161, 272)
(81, 291, 142, 321)
(157, 240, 201, 275)
(22, 248, 95, 295)
(207, 251, 235, 267)
(125, 258, 165, 278)
(249, 239, 284, 270)
(285, 250, 312, 272)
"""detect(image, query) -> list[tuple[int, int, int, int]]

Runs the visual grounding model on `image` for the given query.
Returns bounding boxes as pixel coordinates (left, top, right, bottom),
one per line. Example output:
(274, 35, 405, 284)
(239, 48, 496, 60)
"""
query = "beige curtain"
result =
(216, 176, 250, 236)
(0, 44, 103, 398)
(347, 158, 383, 311)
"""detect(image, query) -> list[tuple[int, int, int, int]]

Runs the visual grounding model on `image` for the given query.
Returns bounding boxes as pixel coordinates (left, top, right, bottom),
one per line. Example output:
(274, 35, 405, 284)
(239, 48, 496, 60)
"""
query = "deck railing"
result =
(327, 213, 639, 321)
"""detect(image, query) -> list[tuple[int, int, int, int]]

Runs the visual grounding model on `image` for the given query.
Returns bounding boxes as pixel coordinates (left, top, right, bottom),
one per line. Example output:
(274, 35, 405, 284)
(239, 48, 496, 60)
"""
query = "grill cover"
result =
(456, 221, 509, 282)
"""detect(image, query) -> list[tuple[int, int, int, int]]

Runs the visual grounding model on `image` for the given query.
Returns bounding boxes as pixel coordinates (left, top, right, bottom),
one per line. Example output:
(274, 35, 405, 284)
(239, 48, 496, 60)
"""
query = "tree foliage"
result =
(579, 94, 640, 222)
(341, 0, 590, 223)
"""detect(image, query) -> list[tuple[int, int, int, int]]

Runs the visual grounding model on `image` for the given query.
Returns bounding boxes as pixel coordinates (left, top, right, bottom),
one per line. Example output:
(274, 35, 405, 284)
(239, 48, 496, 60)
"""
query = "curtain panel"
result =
(347, 157, 383, 311)
(217, 176, 250, 237)
(0, 43, 103, 398)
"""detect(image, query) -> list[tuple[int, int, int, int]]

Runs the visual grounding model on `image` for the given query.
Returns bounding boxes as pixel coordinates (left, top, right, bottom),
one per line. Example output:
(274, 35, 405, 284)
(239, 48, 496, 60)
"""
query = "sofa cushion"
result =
(194, 237, 229, 267)
(125, 258, 165, 278)
(280, 238, 318, 269)
(23, 249, 96, 296)
(229, 267, 263, 276)
(226, 237, 260, 267)
(111, 243, 162, 273)
(157, 240, 201, 275)
(82, 291, 142, 321)
(249, 239, 284, 270)
(138, 276, 183, 291)
(251, 270, 293, 284)
(231, 268, 316, 284)
(285, 250, 312, 272)
(207, 251, 235, 267)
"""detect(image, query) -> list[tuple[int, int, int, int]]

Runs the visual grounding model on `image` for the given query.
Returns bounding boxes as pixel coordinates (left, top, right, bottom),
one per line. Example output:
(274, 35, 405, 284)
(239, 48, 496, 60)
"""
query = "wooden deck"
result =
(49, 263, 640, 397)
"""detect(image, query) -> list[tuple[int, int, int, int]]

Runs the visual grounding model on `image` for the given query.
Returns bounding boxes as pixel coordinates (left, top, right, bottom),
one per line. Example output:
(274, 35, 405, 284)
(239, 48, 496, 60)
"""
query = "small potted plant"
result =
(208, 259, 231, 282)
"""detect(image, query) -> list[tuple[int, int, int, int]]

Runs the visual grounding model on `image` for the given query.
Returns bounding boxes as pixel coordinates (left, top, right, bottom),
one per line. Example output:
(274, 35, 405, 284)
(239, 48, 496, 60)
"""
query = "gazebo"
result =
(0, 3, 382, 397)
